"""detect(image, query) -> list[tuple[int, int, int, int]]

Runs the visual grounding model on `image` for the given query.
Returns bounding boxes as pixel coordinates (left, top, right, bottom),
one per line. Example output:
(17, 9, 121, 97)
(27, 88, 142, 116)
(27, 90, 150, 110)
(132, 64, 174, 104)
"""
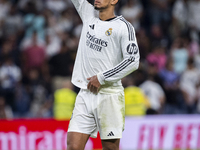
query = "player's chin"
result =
(94, 6, 102, 10)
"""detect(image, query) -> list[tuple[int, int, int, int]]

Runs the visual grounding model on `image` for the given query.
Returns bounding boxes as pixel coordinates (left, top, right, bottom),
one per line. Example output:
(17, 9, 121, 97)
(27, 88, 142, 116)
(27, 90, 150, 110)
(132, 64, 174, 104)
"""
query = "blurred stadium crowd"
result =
(0, 0, 200, 119)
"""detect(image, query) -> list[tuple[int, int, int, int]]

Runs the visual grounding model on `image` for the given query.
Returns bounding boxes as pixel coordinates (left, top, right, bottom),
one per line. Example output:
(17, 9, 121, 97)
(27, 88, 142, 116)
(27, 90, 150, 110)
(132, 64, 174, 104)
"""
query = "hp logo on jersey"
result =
(127, 43, 138, 55)
(105, 28, 112, 36)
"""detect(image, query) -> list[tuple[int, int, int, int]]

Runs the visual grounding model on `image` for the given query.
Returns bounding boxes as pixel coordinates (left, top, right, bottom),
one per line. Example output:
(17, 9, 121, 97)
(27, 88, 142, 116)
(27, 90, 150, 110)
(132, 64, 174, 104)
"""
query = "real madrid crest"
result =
(105, 28, 112, 36)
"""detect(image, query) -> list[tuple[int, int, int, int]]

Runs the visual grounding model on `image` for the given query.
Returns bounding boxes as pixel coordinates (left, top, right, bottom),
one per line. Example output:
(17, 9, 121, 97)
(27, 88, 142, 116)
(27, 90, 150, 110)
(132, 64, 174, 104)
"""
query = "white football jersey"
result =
(71, 0, 140, 89)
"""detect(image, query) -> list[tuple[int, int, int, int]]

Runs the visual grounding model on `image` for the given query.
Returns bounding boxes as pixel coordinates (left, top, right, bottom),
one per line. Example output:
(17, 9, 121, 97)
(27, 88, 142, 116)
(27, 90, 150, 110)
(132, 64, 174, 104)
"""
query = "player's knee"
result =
(102, 144, 119, 150)
(67, 143, 80, 150)
(67, 140, 80, 150)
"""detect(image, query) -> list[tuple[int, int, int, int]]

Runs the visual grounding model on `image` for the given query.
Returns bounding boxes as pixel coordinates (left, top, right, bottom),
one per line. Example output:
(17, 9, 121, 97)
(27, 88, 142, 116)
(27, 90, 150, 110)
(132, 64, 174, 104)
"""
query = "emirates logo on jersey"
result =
(86, 32, 108, 47)
(86, 32, 108, 52)
(105, 28, 112, 36)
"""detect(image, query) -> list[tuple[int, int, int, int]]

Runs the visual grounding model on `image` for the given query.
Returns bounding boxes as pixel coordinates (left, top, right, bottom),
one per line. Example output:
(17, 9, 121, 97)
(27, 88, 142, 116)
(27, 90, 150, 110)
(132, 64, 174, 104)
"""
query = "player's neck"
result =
(99, 8, 116, 21)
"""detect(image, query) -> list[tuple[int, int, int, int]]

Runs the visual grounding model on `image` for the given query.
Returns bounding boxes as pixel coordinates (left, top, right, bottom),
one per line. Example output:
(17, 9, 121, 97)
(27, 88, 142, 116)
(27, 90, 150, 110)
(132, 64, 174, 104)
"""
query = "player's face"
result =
(94, 0, 112, 10)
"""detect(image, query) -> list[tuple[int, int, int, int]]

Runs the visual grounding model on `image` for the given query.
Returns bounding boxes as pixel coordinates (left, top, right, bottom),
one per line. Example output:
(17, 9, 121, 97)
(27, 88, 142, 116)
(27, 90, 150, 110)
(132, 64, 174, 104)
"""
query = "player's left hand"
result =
(87, 75, 101, 94)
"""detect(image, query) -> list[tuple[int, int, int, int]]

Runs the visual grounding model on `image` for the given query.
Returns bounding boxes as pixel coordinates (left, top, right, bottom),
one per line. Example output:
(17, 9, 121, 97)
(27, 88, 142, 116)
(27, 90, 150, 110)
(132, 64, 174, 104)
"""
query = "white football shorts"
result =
(68, 87, 125, 139)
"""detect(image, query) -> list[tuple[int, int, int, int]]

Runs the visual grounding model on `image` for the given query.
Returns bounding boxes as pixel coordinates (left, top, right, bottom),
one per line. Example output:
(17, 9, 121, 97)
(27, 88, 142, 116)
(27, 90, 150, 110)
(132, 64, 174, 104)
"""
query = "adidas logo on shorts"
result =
(107, 131, 114, 136)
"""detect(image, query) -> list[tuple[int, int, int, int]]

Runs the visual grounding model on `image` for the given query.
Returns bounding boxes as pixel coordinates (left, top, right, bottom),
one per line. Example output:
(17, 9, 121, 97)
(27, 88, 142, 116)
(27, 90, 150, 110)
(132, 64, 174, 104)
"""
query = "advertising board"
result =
(0, 115, 200, 150)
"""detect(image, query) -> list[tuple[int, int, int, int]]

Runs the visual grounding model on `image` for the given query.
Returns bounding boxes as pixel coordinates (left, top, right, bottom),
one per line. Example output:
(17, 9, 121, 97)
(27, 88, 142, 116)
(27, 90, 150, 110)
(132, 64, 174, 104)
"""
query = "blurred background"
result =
(0, 0, 200, 149)
(0, 0, 200, 119)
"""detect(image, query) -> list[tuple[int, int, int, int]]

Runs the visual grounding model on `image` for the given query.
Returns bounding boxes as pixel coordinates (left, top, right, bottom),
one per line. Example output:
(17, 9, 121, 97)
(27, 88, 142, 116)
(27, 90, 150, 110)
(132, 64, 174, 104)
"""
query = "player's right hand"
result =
(87, 75, 101, 94)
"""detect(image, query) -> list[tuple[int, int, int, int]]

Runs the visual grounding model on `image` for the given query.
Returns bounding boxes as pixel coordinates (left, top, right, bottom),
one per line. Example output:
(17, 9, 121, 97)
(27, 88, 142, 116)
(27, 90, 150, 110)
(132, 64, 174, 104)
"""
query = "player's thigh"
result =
(98, 91, 125, 139)
(101, 139, 120, 150)
(67, 132, 90, 150)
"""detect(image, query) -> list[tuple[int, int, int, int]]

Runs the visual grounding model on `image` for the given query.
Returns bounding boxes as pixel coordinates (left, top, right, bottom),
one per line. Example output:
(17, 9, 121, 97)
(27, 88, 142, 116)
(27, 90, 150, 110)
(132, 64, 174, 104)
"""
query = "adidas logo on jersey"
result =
(89, 24, 95, 29)
(107, 131, 114, 136)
